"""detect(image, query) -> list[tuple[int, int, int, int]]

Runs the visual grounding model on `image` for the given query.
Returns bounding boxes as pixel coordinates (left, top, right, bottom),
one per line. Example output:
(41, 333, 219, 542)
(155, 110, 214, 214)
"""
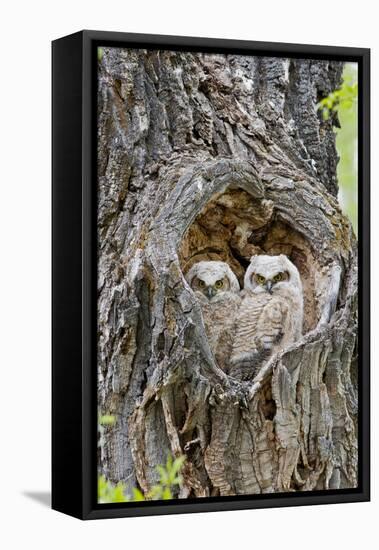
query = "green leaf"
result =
(171, 474, 183, 486)
(166, 454, 173, 471)
(112, 483, 128, 502)
(156, 465, 169, 484)
(148, 485, 163, 500)
(132, 488, 145, 501)
(98, 454, 185, 504)
(162, 487, 172, 500)
(172, 456, 186, 474)
(97, 475, 127, 503)
(99, 414, 116, 425)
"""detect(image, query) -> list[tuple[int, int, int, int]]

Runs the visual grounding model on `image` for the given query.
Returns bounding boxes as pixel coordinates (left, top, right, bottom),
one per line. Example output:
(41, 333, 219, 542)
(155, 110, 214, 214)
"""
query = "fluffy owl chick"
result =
(230, 254, 303, 381)
(186, 261, 241, 371)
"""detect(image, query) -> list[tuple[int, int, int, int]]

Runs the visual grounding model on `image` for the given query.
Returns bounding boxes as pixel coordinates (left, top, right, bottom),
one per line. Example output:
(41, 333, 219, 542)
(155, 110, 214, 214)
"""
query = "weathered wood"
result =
(97, 48, 357, 497)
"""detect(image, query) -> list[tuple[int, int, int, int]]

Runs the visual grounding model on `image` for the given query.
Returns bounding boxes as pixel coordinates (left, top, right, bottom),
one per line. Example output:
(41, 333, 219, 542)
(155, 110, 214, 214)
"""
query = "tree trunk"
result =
(97, 48, 357, 497)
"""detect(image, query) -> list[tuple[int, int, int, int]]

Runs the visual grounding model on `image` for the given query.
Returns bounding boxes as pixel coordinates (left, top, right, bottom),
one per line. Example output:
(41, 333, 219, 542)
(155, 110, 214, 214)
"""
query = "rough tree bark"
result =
(97, 48, 357, 497)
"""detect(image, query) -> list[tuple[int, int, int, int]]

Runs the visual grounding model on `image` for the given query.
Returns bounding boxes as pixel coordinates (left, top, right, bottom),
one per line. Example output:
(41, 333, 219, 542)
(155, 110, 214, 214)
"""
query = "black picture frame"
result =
(52, 30, 370, 520)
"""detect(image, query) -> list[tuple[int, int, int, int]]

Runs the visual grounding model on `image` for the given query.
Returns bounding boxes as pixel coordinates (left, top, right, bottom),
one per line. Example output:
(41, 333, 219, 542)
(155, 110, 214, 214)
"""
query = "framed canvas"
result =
(52, 30, 370, 520)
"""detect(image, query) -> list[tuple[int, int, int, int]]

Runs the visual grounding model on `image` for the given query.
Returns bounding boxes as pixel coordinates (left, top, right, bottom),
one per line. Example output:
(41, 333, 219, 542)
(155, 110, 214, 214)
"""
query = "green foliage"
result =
(98, 454, 186, 504)
(318, 69, 358, 121)
(99, 414, 116, 425)
(97, 47, 104, 63)
(98, 475, 129, 503)
(335, 64, 358, 233)
(318, 63, 358, 233)
(150, 454, 186, 500)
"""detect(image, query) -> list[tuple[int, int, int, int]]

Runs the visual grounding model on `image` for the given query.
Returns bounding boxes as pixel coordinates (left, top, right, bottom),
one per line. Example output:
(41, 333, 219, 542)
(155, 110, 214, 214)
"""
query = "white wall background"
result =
(1, 1, 376, 547)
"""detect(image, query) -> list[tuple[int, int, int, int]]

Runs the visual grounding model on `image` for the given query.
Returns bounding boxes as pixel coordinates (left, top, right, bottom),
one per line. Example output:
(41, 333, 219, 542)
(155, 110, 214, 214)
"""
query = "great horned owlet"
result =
(186, 260, 241, 372)
(230, 254, 303, 381)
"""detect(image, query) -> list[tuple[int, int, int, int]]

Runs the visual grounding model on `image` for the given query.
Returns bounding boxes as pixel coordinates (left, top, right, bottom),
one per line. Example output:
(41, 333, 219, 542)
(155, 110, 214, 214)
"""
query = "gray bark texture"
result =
(97, 48, 357, 497)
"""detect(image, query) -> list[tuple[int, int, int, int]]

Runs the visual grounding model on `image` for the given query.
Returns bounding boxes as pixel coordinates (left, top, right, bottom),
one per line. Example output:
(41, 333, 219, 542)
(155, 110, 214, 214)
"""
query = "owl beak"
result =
(206, 287, 216, 299)
(265, 281, 273, 294)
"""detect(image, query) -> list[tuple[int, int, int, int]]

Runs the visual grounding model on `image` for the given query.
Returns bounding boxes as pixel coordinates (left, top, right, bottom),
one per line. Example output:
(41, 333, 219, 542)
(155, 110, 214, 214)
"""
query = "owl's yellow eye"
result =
(215, 280, 224, 289)
(198, 280, 205, 288)
(273, 272, 283, 282)
(255, 274, 266, 285)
